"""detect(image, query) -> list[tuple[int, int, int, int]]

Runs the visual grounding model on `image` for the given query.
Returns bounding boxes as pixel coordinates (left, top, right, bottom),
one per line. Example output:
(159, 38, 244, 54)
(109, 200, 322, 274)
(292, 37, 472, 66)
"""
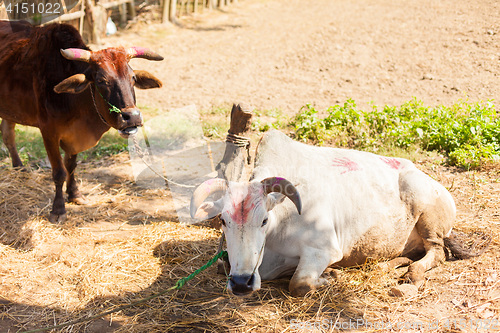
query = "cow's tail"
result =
(443, 230, 491, 260)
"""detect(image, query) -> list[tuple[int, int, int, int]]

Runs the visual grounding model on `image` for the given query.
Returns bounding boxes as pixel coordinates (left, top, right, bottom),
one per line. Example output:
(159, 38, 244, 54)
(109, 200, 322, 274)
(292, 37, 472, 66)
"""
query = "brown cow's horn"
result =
(190, 178, 228, 218)
(126, 47, 164, 61)
(60, 48, 91, 62)
(261, 177, 302, 214)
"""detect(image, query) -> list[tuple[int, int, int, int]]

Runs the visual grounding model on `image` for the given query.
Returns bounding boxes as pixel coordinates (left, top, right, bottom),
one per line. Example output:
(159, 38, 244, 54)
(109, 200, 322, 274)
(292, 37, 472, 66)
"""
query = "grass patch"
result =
(0, 127, 46, 165)
(289, 98, 499, 169)
(200, 106, 231, 139)
(251, 108, 287, 132)
(81, 131, 129, 161)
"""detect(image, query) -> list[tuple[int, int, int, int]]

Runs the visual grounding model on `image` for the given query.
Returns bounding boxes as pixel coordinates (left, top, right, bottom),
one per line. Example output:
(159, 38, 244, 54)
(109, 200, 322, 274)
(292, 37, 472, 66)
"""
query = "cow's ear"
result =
(134, 70, 162, 89)
(192, 200, 223, 221)
(54, 74, 90, 94)
(266, 193, 286, 211)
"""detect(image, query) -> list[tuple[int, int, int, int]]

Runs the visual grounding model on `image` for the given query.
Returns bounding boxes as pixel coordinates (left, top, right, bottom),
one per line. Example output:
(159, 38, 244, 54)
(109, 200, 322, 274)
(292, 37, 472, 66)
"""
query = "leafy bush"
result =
(290, 99, 499, 169)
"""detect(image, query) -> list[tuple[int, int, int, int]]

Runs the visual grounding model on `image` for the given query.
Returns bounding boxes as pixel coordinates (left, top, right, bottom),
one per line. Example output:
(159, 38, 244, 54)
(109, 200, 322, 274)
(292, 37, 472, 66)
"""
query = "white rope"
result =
(131, 133, 195, 188)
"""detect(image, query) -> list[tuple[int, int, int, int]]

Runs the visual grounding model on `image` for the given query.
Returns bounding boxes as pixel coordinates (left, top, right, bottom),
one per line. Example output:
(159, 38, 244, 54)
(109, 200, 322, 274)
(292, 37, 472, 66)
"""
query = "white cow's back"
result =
(252, 130, 445, 265)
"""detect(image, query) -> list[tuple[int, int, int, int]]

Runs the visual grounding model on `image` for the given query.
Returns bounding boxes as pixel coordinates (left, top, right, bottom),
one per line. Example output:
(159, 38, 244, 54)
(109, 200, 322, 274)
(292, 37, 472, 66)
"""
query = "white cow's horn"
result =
(190, 178, 228, 218)
(60, 48, 91, 62)
(261, 177, 302, 214)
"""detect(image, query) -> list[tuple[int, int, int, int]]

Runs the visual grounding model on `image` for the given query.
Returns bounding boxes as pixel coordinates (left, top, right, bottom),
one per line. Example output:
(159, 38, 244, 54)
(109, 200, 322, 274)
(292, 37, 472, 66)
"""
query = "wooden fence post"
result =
(127, 0, 136, 19)
(119, 2, 126, 26)
(171, 0, 178, 21)
(162, 0, 169, 23)
(215, 103, 254, 182)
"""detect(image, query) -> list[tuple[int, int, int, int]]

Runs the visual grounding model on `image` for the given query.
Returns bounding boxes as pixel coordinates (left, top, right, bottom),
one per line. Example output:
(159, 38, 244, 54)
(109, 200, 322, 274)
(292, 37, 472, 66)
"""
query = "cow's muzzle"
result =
(228, 274, 256, 296)
(118, 108, 143, 138)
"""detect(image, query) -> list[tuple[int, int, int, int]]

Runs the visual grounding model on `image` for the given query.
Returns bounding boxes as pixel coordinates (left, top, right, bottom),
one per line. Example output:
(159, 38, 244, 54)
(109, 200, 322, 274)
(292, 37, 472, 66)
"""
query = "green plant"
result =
(291, 104, 328, 144)
(288, 99, 499, 169)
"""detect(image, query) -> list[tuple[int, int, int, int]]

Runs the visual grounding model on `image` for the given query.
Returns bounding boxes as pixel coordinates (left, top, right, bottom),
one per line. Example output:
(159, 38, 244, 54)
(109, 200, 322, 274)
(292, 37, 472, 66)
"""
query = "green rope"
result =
(169, 250, 228, 290)
(19, 250, 228, 333)
(94, 84, 122, 114)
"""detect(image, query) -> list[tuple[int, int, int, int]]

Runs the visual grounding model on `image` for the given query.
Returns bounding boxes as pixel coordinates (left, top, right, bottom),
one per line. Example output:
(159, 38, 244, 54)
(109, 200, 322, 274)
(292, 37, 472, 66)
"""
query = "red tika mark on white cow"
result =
(332, 157, 360, 174)
(381, 157, 402, 170)
(228, 187, 261, 225)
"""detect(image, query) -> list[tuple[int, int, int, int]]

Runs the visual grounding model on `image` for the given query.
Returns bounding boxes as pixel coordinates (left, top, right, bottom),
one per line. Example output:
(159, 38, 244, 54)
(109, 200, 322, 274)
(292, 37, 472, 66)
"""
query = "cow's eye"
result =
(96, 77, 107, 85)
(220, 217, 226, 227)
(262, 218, 268, 227)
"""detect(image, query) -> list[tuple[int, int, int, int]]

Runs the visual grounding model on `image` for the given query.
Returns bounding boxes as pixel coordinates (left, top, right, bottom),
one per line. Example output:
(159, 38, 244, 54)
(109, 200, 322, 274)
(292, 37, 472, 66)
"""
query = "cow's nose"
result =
(229, 274, 255, 295)
(120, 108, 143, 126)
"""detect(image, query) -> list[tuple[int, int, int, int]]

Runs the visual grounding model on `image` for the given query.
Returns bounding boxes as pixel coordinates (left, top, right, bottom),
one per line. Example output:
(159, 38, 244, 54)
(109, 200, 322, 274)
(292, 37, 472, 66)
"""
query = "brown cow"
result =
(0, 21, 163, 222)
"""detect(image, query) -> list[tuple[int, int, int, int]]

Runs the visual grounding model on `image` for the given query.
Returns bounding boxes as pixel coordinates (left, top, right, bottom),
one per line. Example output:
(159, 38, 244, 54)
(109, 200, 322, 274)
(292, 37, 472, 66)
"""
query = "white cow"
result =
(191, 130, 464, 297)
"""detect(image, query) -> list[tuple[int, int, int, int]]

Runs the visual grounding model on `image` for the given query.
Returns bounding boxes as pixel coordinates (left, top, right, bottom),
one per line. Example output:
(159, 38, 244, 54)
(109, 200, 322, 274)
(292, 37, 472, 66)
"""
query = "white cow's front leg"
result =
(289, 246, 342, 297)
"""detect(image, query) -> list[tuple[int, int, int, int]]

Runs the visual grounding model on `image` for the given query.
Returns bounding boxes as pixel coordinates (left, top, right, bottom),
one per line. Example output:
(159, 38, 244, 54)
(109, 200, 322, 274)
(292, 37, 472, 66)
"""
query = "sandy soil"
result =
(1, 0, 500, 332)
(104, 0, 499, 113)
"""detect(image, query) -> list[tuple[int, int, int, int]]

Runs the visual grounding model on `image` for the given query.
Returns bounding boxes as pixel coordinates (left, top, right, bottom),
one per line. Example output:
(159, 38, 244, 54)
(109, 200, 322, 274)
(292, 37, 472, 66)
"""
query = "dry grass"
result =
(0, 155, 499, 333)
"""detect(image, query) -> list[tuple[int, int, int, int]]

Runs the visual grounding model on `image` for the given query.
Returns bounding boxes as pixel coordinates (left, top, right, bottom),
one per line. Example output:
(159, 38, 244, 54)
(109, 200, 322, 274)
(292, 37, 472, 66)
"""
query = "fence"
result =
(162, 0, 238, 23)
(0, 0, 240, 30)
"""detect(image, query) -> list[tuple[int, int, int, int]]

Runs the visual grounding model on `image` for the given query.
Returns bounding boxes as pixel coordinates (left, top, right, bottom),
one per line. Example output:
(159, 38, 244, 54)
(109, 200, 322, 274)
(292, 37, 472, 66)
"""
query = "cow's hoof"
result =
(379, 257, 413, 272)
(13, 166, 28, 172)
(399, 264, 425, 288)
(321, 267, 340, 280)
(68, 196, 89, 205)
(290, 284, 313, 297)
(49, 212, 67, 223)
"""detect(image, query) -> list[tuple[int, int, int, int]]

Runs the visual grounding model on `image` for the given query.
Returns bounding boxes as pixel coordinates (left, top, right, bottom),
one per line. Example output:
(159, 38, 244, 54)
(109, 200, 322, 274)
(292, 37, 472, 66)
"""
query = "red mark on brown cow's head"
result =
(332, 157, 360, 174)
(381, 157, 402, 169)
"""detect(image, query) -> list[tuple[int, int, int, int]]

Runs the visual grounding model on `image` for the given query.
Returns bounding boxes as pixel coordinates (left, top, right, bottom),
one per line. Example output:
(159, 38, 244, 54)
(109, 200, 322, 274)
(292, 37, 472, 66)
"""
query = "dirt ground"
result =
(1, 0, 500, 332)
(104, 0, 500, 113)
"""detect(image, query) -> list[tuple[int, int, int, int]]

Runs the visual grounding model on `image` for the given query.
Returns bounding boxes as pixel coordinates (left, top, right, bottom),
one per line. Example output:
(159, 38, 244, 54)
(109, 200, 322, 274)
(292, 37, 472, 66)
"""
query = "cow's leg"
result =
(401, 243, 445, 288)
(64, 153, 88, 205)
(259, 248, 299, 280)
(289, 246, 342, 297)
(379, 257, 414, 272)
(400, 211, 450, 286)
(0, 119, 23, 168)
(42, 135, 67, 223)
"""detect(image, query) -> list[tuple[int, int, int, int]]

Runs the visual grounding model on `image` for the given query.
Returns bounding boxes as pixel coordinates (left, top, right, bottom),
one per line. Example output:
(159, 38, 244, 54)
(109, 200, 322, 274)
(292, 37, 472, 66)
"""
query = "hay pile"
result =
(0, 159, 499, 332)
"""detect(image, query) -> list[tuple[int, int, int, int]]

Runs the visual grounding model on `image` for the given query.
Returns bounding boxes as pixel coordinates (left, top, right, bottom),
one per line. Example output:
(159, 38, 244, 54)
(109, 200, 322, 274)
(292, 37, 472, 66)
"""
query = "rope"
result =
(94, 84, 122, 114)
(89, 84, 113, 128)
(19, 250, 228, 333)
(226, 132, 251, 164)
(131, 133, 196, 188)
(168, 250, 228, 290)
(89, 87, 194, 189)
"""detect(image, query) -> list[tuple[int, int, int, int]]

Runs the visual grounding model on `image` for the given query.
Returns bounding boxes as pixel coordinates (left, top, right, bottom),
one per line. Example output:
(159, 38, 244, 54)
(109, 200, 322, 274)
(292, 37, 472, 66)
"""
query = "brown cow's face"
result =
(54, 47, 163, 138)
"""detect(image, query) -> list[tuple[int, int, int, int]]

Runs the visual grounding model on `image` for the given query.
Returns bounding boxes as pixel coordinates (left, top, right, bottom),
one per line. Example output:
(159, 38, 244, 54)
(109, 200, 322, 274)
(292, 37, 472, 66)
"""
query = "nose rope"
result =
(94, 84, 122, 114)
(89, 84, 113, 127)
